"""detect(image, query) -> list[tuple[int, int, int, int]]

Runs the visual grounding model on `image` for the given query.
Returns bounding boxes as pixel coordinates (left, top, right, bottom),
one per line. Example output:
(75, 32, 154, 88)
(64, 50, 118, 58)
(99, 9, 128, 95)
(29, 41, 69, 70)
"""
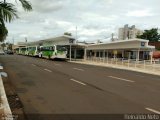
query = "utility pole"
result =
(25, 37, 27, 43)
(74, 26, 77, 60)
(69, 38, 74, 61)
(70, 44, 71, 61)
(111, 33, 114, 41)
(76, 26, 77, 43)
(12, 37, 14, 45)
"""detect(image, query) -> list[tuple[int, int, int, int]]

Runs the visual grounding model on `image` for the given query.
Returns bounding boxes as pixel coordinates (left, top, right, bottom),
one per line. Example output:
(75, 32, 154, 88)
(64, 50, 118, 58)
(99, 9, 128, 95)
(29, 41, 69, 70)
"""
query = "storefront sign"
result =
(141, 42, 145, 47)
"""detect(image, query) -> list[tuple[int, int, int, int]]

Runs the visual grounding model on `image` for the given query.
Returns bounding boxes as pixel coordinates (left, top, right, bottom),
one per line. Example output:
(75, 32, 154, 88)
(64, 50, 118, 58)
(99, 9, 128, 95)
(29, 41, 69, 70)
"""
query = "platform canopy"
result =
(86, 39, 155, 51)
(23, 35, 75, 46)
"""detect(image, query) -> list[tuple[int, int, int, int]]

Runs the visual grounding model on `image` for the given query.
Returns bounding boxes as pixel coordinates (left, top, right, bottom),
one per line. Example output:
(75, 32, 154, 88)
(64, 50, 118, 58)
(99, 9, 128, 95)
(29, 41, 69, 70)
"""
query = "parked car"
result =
(6, 50, 14, 55)
(0, 50, 5, 55)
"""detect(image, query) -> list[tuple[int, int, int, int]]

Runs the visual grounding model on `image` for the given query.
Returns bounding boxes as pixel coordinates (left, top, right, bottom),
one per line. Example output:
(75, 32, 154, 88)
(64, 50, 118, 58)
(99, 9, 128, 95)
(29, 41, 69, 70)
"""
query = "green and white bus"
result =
(39, 45, 67, 59)
(19, 47, 28, 55)
(28, 46, 40, 56)
(15, 48, 20, 54)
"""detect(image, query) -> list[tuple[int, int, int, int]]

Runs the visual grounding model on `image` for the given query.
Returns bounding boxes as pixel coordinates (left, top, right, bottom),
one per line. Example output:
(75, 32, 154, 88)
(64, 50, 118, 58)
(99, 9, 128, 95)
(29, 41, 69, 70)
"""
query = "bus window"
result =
(41, 46, 54, 51)
(49, 46, 54, 51)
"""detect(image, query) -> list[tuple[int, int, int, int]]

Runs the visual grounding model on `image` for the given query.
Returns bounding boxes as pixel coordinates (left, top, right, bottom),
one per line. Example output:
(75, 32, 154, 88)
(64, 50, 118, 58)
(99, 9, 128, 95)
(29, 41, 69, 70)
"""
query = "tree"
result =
(64, 32, 72, 36)
(137, 28, 160, 42)
(1, 42, 6, 50)
(0, 0, 32, 42)
(0, 22, 8, 41)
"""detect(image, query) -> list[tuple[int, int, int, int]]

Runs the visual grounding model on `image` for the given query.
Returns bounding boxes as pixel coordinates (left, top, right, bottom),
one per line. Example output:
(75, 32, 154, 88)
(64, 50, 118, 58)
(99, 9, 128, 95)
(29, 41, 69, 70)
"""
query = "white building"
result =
(16, 35, 155, 60)
(85, 39, 155, 61)
(118, 24, 143, 40)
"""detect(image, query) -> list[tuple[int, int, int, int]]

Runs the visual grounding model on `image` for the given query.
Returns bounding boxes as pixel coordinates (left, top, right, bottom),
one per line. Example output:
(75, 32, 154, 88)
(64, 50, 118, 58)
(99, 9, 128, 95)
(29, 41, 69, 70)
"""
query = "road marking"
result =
(44, 69, 52, 72)
(42, 60, 47, 63)
(31, 64, 36, 66)
(108, 76, 135, 83)
(54, 63, 61, 66)
(0, 66, 3, 70)
(145, 108, 160, 114)
(70, 79, 86, 86)
(73, 68, 84, 71)
(135, 75, 145, 77)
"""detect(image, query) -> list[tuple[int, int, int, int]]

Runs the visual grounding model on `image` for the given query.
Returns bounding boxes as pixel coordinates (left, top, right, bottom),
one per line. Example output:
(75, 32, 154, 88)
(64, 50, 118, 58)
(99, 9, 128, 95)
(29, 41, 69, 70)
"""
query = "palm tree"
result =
(0, 0, 32, 42)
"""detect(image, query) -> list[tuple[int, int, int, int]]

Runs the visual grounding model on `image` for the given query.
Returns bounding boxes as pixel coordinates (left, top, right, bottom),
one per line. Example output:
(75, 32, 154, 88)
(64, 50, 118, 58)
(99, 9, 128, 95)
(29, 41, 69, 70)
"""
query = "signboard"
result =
(69, 38, 75, 44)
(141, 42, 145, 47)
(113, 50, 117, 54)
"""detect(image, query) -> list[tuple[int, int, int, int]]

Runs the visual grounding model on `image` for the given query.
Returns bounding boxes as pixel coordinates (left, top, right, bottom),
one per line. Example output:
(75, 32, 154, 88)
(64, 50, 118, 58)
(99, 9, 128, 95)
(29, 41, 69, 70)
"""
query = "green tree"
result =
(0, 0, 32, 42)
(137, 28, 160, 42)
(64, 32, 72, 36)
(1, 42, 6, 50)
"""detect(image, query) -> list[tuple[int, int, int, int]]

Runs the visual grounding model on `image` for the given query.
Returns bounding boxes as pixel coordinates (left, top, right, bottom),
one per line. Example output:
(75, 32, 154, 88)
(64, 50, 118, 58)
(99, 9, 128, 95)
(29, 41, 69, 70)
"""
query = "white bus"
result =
(39, 45, 67, 59)
(27, 46, 40, 57)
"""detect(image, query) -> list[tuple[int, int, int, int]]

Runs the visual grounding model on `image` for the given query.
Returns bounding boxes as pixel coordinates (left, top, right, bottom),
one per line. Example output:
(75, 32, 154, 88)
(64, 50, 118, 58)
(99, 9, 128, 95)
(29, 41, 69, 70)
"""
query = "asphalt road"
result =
(0, 55, 160, 119)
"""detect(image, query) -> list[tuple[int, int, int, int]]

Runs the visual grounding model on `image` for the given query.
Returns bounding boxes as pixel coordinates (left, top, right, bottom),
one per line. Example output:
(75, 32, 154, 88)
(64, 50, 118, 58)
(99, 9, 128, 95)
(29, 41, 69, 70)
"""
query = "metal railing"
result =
(85, 57, 160, 73)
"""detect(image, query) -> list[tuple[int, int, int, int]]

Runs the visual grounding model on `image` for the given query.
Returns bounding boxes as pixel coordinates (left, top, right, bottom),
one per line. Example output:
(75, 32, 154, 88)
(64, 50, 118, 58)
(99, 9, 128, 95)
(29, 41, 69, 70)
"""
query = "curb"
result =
(69, 61, 160, 76)
(0, 66, 13, 119)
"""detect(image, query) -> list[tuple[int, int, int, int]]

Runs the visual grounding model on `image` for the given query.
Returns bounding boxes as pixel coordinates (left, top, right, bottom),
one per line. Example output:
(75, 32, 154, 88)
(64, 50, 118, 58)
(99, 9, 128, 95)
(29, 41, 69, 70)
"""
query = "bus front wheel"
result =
(48, 55, 51, 60)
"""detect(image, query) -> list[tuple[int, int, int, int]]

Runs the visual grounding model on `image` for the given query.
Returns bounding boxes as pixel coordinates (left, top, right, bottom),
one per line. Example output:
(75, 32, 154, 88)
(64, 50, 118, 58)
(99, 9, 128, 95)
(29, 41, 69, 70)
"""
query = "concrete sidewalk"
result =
(0, 66, 13, 119)
(70, 60, 160, 76)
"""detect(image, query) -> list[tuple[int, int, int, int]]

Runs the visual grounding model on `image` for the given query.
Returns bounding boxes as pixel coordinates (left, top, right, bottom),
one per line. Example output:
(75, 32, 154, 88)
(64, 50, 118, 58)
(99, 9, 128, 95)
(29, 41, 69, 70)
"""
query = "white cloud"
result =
(5, 0, 160, 43)
(56, 21, 73, 28)
(126, 9, 153, 17)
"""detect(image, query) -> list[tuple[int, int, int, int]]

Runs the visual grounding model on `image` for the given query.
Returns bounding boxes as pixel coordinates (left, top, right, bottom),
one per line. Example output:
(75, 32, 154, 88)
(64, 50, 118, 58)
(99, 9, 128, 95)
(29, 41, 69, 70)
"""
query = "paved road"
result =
(0, 55, 160, 119)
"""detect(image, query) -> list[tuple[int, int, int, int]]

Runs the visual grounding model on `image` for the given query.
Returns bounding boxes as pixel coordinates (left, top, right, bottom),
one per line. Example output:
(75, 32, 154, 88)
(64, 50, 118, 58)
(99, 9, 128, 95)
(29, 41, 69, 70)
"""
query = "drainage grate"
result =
(7, 94, 23, 109)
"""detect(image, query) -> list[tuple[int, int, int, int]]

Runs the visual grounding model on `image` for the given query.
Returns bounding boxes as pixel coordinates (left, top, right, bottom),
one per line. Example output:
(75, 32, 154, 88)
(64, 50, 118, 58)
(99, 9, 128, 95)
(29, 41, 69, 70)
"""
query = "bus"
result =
(19, 47, 28, 55)
(15, 48, 20, 54)
(39, 45, 67, 59)
(28, 46, 40, 56)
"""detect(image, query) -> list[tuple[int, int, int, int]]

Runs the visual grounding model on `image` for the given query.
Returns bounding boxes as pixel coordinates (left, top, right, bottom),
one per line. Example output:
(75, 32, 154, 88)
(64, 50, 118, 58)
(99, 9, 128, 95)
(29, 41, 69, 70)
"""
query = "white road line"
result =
(42, 60, 47, 63)
(135, 75, 145, 77)
(146, 108, 160, 114)
(54, 63, 61, 66)
(70, 79, 86, 86)
(44, 69, 52, 73)
(108, 76, 135, 83)
(73, 68, 84, 71)
(31, 64, 36, 66)
(0, 66, 3, 70)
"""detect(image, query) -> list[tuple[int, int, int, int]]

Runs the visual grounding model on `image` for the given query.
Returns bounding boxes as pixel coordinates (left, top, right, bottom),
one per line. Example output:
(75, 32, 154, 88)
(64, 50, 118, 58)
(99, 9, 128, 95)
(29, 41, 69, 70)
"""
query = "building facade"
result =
(118, 24, 143, 40)
(16, 36, 155, 60)
(85, 39, 155, 61)
(149, 42, 160, 50)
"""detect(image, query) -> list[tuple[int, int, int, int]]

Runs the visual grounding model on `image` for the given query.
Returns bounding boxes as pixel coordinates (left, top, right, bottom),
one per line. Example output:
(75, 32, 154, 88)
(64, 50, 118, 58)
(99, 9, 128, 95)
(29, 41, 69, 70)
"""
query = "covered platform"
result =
(85, 39, 155, 61)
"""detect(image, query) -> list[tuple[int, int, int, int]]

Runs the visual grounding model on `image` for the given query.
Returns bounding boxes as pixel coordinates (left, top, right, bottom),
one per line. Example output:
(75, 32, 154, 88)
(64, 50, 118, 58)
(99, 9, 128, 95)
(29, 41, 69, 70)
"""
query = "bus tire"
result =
(48, 55, 51, 60)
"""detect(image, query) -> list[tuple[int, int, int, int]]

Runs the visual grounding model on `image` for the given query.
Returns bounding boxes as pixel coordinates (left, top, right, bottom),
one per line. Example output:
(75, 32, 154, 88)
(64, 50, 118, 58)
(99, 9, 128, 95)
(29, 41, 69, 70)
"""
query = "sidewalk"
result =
(0, 66, 13, 119)
(70, 59, 160, 76)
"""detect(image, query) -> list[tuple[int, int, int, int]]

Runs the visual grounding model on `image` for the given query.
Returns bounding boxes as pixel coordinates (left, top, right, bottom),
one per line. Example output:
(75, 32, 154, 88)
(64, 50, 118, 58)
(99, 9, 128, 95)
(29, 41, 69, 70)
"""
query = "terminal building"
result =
(85, 39, 155, 61)
(16, 35, 155, 61)
(17, 35, 86, 59)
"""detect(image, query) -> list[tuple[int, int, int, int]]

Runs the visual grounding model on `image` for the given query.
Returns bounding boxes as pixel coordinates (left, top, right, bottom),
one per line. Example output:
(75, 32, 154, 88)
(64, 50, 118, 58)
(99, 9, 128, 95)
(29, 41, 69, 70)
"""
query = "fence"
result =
(85, 57, 160, 73)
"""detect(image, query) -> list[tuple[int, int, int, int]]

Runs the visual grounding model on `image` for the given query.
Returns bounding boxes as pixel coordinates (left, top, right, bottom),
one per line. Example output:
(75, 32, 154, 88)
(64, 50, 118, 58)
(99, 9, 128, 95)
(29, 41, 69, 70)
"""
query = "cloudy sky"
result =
(5, 0, 160, 44)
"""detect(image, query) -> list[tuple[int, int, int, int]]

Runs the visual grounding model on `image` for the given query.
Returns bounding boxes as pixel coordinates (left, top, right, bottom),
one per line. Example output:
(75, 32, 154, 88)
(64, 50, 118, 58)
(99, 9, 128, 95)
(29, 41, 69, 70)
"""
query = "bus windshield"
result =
(57, 45, 67, 51)
(21, 48, 27, 51)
